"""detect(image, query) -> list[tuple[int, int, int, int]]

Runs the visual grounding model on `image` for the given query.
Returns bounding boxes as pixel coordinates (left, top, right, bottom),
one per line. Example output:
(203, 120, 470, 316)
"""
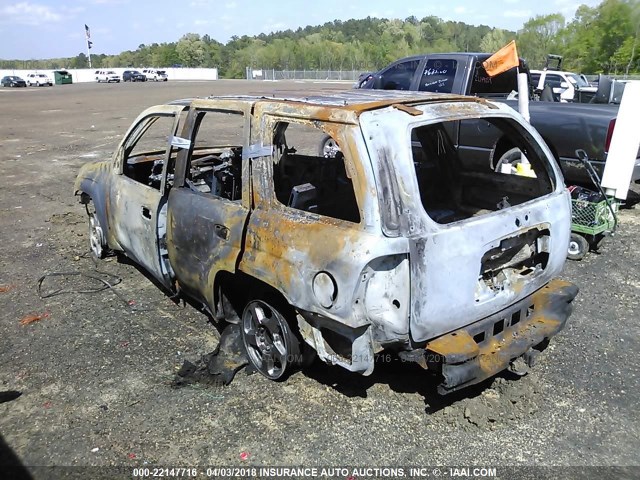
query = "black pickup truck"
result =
(354, 53, 639, 187)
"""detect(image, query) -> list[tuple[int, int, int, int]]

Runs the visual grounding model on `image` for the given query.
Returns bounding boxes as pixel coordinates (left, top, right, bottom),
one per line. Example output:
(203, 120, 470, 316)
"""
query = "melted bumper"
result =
(424, 278, 579, 394)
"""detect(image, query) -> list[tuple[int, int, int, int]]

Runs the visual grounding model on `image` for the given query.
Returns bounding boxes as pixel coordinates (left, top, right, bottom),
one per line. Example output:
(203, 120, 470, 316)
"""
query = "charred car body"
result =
(75, 90, 578, 394)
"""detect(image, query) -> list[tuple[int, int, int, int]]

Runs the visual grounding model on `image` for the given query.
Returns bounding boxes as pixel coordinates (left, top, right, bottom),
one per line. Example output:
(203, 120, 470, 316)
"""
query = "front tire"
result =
(88, 206, 107, 260)
(241, 299, 302, 380)
(567, 233, 589, 261)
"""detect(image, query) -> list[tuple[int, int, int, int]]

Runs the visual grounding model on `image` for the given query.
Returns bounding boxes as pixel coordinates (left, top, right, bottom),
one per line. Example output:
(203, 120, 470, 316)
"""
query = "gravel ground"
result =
(0, 80, 638, 479)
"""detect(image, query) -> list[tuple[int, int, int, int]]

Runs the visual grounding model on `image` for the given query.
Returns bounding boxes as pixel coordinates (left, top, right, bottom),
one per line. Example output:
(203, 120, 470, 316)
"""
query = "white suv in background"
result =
(95, 70, 121, 83)
(142, 69, 168, 81)
(26, 73, 53, 87)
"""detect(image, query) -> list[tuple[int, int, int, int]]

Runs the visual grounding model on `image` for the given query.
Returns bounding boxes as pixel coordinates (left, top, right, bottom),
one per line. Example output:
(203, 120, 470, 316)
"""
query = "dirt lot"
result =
(0, 80, 639, 476)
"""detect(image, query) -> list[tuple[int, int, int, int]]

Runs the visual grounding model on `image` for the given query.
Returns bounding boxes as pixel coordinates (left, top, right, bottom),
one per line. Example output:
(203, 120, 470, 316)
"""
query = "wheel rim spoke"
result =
(264, 352, 276, 375)
(245, 332, 259, 348)
(272, 334, 287, 357)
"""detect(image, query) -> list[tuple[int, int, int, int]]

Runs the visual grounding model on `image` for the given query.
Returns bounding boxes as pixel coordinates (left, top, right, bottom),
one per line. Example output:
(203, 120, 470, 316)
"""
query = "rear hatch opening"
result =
(412, 117, 556, 225)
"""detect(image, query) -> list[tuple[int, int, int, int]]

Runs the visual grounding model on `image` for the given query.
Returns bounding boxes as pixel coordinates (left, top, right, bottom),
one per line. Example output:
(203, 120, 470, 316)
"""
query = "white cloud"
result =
(0, 2, 62, 25)
(504, 9, 532, 18)
(454, 6, 468, 14)
(225, 1, 237, 8)
(504, 0, 520, 3)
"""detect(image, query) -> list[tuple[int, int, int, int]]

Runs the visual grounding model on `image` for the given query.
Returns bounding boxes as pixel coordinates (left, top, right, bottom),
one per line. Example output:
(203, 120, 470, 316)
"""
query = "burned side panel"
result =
(240, 200, 410, 374)
(237, 106, 412, 374)
(167, 187, 248, 308)
(108, 177, 167, 282)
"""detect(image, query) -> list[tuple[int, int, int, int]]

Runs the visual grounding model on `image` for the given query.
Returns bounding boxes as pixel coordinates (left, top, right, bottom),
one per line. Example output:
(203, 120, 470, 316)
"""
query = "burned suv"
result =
(75, 90, 577, 394)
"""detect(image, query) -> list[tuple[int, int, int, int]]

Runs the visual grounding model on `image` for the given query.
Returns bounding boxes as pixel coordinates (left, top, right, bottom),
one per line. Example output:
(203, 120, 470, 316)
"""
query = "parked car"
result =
(142, 69, 168, 81)
(25, 73, 52, 86)
(95, 70, 121, 83)
(530, 69, 597, 102)
(123, 70, 147, 82)
(1, 76, 27, 87)
(75, 91, 578, 394)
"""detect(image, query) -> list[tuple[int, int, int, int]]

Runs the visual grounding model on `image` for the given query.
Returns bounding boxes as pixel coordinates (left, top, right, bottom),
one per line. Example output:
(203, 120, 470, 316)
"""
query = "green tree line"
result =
(2, 0, 638, 76)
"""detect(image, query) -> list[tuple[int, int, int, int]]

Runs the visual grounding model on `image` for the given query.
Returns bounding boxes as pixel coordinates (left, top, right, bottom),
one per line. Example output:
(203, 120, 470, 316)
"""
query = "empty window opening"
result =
(272, 122, 360, 223)
(123, 114, 179, 190)
(411, 117, 554, 225)
(185, 110, 244, 201)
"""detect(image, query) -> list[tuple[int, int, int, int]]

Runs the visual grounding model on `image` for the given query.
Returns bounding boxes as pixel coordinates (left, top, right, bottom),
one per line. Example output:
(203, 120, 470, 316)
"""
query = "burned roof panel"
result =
(204, 89, 484, 111)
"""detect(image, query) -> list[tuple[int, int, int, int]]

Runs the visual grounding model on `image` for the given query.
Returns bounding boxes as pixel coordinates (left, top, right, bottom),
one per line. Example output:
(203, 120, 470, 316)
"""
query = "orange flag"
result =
(483, 40, 519, 77)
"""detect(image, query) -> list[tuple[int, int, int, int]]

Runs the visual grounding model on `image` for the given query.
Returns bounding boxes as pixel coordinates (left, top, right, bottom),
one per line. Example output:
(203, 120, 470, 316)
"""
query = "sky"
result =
(0, 0, 603, 59)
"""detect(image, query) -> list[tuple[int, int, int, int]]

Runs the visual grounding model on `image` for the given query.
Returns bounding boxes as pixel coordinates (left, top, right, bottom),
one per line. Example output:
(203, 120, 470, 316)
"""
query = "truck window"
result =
(470, 62, 518, 96)
(271, 122, 360, 224)
(418, 59, 457, 93)
(185, 109, 243, 201)
(376, 59, 421, 90)
(543, 74, 563, 89)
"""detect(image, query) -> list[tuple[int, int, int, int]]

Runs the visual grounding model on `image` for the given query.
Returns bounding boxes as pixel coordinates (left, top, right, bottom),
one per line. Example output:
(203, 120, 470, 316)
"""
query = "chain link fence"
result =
(246, 68, 365, 82)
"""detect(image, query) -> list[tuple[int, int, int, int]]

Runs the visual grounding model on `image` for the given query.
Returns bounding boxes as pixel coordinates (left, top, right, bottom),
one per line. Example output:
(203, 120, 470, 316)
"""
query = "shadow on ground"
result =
(301, 354, 520, 413)
(1, 392, 33, 480)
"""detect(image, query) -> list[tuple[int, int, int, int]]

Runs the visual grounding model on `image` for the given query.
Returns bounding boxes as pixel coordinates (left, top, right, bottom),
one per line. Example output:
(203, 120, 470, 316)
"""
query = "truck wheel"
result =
(494, 147, 523, 174)
(318, 134, 340, 158)
(241, 298, 302, 380)
(567, 233, 588, 261)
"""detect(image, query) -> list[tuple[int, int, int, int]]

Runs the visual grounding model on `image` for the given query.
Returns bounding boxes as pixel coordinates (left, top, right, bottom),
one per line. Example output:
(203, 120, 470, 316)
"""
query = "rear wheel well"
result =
(78, 191, 91, 205)
(213, 271, 292, 324)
